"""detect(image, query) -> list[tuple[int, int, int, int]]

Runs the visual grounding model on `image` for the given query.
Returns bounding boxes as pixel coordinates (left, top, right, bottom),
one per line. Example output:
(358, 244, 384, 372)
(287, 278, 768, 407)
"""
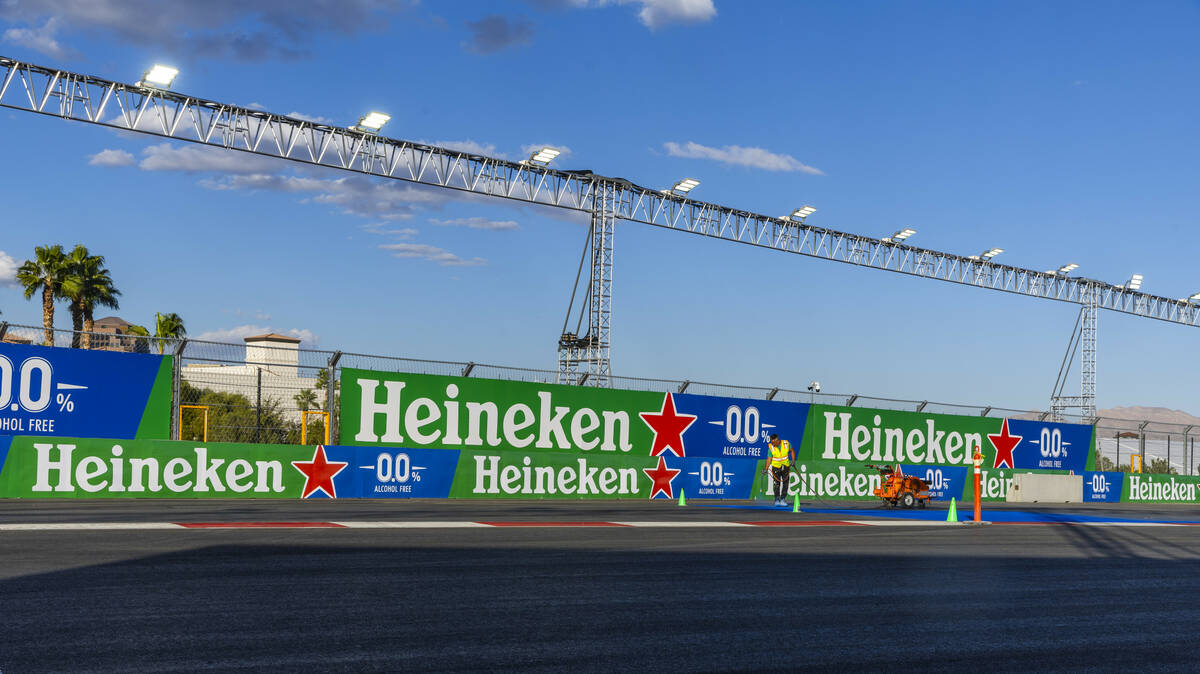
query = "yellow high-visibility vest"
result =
(769, 440, 792, 467)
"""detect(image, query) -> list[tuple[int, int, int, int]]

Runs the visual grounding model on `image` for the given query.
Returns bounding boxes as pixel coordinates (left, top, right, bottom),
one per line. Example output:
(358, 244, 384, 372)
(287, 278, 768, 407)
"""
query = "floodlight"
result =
(672, 178, 700, 194)
(1121, 274, 1143, 291)
(1057, 263, 1079, 274)
(524, 147, 561, 166)
(1190, 291, 1200, 303)
(808, 381, 820, 393)
(980, 247, 1003, 261)
(883, 227, 916, 243)
(139, 64, 178, 89)
(356, 112, 391, 132)
(792, 205, 817, 220)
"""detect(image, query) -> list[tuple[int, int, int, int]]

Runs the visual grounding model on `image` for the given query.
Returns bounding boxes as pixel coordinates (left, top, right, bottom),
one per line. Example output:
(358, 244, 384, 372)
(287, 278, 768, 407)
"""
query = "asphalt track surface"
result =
(4, 500, 1200, 672)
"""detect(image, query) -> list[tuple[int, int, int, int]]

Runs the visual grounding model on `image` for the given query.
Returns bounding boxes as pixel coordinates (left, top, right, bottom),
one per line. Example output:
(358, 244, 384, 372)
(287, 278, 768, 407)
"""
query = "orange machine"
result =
(865, 464, 931, 509)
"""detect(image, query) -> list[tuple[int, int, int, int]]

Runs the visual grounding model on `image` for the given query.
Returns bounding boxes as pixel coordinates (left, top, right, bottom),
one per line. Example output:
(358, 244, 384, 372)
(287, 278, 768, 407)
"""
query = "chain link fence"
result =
(4, 320, 1198, 474)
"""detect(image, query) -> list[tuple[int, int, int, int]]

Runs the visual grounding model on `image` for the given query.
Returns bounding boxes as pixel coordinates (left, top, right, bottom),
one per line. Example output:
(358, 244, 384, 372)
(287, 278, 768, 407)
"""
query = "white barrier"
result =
(1006, 473, 1083, 503)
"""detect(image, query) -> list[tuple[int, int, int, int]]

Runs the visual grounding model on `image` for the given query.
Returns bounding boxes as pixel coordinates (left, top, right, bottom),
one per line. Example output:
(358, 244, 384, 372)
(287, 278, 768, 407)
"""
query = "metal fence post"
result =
(171, 339, 187, 440)
(327, 350, 342, 444)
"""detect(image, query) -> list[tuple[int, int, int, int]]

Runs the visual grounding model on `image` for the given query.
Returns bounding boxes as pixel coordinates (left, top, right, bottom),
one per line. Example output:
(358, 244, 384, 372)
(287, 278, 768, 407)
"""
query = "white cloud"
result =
(2, 17, 70, 59)
(138, 143, 286, 174)
(0, 250, 19, 287)
(625, 0, 716, 29)
(544, 0, 715, 29)
(194, 324, 319, 347)
(285, 111, 334, 124)
(380, 243, 486, 267)
(87, 149, 135, 167)
(200, 172, 448, 219)
(431, 217, 519, 231)
(418, 139, 504, 158)
(663, 141, 823, 174)
(363, 224, 418, 238)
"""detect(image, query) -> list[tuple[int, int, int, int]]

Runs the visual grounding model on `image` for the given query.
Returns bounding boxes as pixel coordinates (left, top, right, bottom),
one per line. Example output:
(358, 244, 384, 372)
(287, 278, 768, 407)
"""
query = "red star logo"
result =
(987, 419, 1022, 470)
(639, 392, 697, 457)
(643, 456, 682, 499)
(291, 445, 348, 498)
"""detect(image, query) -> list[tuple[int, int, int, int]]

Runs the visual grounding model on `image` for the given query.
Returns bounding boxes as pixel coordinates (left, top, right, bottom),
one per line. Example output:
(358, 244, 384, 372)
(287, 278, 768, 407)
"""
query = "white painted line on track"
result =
(0, 519, 1192, 531)
(332, 521, 491, 529)
(0, 522, 183, 531)
(1069, 522, 1182, 527)
(610, 521, 752, 527)
(843, 520, 968, 526)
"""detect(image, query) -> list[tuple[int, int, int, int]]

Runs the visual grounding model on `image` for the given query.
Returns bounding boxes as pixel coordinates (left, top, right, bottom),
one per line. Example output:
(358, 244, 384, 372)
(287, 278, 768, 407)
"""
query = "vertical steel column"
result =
(1080, 283, 1098, 421)
(557, 179, 614, 386)
(588, 181, 614, 387)
(326, 350, 342, 444)
(170, 339, 187, 440)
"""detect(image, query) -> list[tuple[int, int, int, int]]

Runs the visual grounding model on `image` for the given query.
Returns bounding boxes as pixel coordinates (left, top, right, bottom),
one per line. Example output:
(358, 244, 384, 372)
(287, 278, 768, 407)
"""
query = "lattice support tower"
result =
(1051, 283, 1099, 422)
(557, 180, 615, 386)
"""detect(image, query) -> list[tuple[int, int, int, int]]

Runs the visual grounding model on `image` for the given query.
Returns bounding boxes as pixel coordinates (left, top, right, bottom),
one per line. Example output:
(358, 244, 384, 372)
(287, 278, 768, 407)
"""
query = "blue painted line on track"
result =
(700, 503, 1200, 524)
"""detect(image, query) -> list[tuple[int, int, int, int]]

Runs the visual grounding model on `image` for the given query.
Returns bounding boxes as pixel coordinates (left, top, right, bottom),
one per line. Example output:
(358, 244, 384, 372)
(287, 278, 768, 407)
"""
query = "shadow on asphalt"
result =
(4, 531, 1200, 672)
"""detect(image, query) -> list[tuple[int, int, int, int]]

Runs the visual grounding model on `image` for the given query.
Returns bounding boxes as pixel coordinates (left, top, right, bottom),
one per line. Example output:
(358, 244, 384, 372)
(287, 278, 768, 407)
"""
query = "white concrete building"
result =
(181, 333, 325, 422)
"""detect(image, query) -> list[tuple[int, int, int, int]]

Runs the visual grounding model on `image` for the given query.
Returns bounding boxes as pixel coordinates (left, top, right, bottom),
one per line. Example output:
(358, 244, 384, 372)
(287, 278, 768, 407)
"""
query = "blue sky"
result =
(0, 0, 1197, 413)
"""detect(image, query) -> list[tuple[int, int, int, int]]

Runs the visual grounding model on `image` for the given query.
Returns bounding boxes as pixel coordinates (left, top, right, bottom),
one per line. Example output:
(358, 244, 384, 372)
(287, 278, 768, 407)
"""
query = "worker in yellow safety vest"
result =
(765, 434, 795, 506)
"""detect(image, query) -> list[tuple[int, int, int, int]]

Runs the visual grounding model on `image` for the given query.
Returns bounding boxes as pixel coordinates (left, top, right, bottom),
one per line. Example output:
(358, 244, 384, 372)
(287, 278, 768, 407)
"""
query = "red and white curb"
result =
(0, 519, 1192, 531)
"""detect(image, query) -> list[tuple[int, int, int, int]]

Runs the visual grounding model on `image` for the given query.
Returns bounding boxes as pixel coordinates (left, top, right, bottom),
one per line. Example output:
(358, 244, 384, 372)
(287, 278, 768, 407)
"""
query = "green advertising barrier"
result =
(341, 368, 664, 454)
(1123, 473, 1200, 503)
(0, 436, 313, 498)
(339, 369, 1098, 476)
(800, 404, 1096, 473)
(774, 460, 1058, 503)
(0, 436, 712, 500)
(0, 434, 1191, 503)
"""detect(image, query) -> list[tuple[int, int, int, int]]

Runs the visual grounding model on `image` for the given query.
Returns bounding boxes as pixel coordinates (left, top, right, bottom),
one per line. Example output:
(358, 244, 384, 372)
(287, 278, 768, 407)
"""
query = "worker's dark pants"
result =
(771, 465, 791, 501)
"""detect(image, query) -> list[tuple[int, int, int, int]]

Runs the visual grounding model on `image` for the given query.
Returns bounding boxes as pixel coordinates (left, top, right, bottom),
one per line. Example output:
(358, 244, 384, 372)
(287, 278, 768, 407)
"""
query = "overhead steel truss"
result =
(2, 56, 1197, 411)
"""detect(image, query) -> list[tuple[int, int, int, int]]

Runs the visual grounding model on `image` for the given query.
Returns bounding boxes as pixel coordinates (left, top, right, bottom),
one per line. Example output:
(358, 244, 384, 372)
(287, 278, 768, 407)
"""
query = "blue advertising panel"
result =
(673, 393, 809, 460)
(1083, 471, 1124, 503)
(0, 342, 171, 439)
(678, 456, 758, 499)
(317, 445, 460, 499)
(1006, 419, 1092, 473)
(901, 464, 970, 501)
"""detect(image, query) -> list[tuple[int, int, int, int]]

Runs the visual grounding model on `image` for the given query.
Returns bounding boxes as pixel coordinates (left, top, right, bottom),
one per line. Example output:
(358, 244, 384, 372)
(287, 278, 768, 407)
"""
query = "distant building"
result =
(91, 316, 148, 352)
(181, 333, 322, 422)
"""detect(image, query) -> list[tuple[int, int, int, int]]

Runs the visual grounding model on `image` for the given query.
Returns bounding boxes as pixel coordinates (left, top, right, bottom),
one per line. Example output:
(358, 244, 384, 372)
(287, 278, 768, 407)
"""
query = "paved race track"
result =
(3, 500, 1200, 672)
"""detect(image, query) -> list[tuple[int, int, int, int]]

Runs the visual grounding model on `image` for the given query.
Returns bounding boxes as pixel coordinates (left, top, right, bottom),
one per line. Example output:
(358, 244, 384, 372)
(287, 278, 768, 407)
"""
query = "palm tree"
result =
(154, 312, 187, 354)
(16, 245, 69, 346)
(60, 245, 121, 349)
(125, 324, 152, 354)
(294, 389, 318, 412)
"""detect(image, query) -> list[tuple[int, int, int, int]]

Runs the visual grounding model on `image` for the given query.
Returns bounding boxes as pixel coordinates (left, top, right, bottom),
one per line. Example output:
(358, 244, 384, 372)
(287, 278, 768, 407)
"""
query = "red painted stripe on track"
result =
(476, 521, 632, 527)
(177, 522, 346, 528)
(741, 520, 866, 526)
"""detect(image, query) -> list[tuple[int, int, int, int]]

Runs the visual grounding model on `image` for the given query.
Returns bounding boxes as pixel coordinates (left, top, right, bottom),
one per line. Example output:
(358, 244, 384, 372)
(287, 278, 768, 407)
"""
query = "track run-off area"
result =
(4, 500, 1200, 672)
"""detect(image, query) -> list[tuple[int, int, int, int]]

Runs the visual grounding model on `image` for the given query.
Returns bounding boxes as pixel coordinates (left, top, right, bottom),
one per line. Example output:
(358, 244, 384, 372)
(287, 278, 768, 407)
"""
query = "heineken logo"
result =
(30, 443, 287, 494)
(470, 454, 683, 499)
(1128, 475, 1198, 502)
(354, 379, 636, 453)
(472, 455, 643, 496)
(820, 412, 984, 466)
